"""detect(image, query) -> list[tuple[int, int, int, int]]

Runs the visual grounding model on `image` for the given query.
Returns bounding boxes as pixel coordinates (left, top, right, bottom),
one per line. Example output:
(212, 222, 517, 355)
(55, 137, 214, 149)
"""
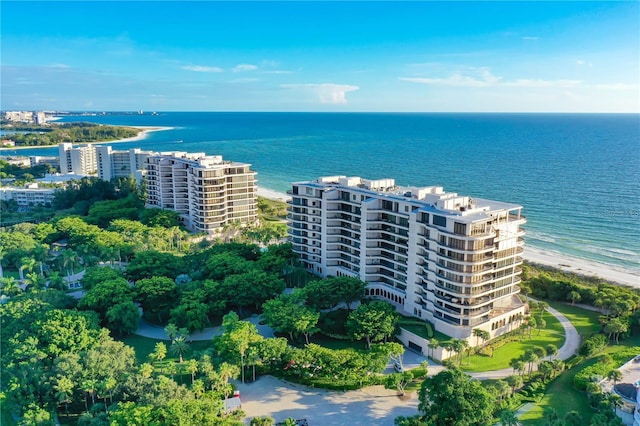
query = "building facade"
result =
(58, 143, 97, 175)
(288, 176, 527, 340)
(95, 145, 154, 182)
(144, 152, 258, 234)
(0, 184, 56, 207)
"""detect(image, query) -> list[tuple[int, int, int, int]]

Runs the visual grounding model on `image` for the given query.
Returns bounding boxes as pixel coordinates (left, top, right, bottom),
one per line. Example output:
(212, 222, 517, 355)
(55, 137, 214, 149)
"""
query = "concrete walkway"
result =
(468, 304, 580, 380)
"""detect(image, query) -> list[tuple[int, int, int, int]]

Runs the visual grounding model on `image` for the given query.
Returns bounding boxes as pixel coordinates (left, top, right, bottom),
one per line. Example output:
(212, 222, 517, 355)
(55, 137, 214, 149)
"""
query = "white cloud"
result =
(281, 83, 360, 104)
(401, 68, 582, 89)
(592, 83, 639, 91)
(233, 64, 258, 72)
(181, 65, 223, 73)
(400, 68, 501, 87)
(505, 79, 581, 88)
(522, 36, 540, 40)
(263, 70, 294, 74)
(576, 59, 593, 67)
(49, 63, 70, 69)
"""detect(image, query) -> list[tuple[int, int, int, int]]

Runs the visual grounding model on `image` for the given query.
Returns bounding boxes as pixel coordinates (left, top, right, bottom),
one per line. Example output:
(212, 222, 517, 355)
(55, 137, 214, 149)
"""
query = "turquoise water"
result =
(3, 112, 639, 273)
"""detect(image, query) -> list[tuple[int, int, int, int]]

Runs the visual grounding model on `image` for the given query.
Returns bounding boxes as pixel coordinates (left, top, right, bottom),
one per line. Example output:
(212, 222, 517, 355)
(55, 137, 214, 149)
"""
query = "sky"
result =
(1, 1, 639, 112)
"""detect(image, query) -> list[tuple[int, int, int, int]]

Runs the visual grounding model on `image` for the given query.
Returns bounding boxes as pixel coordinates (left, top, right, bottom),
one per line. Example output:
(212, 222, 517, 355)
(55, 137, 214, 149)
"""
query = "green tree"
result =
(567, 290, 582, 305)
(499, 409, 519, 426)
(106, 301, 140, 336)
(214, 312, 263, 383)
(347, 301, 399, 349)
(134, 276, 178, 323)
(417, 368, 494, 426)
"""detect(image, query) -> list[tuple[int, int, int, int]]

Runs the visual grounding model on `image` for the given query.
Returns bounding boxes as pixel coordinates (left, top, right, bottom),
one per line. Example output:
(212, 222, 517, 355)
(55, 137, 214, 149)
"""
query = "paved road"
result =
(135, 314, 274, 341)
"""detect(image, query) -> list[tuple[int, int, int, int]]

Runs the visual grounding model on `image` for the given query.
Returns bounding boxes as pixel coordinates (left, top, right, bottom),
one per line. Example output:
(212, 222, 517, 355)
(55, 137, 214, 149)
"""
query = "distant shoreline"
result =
(0, 126, 174, 152)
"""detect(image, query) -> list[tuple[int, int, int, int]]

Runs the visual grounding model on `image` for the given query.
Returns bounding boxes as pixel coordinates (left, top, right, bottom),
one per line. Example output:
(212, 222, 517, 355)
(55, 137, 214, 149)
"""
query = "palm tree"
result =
(1, 276, 22, 296)
(61, 248, 79, 279)
(164, 323, 179, 342)
(24, 272, 46, 291)
(152, 342, 167, 373)
(54, 376, 74, 417)
(192, 379, 205, 399)
(607, 369, 623, 386)
(428, 339, 439, 360)
(187, 359, 199, 384)
(31, 243, 50, 276)
(545, 344, 558, 360)
(20, 257, 36, 281)
(169, 335, 191, 363)
(218, 362, 240, 399)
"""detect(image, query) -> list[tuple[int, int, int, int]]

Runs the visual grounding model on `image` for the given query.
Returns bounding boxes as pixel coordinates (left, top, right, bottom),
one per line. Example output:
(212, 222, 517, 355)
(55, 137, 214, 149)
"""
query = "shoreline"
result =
(256, 186, 639, 288)
(0, 126, 174, 152)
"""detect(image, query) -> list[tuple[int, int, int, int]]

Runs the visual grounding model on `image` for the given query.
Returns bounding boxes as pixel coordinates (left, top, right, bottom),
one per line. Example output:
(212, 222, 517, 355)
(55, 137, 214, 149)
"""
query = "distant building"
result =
(3, 110, 47, 124)
(58, 143, 97, 175)
(288, 176, 527, 341)
(0, 183, 56, 206)
(144, 152, 258, 234)
(29, 156, 60, 170)
(95, 145, 155, 182)
(0, 156, 31, 167)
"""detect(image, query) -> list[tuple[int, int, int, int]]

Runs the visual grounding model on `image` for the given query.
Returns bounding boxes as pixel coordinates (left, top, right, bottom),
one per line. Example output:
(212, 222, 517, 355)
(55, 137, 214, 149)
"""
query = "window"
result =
(454, 222, 467, 235)
(432, 215, 446, 227)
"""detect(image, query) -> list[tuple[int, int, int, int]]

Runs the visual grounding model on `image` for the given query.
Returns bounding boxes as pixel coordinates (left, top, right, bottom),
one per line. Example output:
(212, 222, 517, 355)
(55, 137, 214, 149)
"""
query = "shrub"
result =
(579, 334, 608, 356)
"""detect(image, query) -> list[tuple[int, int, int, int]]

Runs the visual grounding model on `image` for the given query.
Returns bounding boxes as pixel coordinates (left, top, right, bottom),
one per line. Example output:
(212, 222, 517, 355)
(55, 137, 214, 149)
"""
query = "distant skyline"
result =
(1, 1, 638, 112)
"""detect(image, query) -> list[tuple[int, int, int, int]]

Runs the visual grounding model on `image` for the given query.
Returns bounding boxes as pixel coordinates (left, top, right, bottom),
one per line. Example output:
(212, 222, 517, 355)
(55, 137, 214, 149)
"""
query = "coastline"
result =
(0, 126, 174, 152)
(522, 246, 639, 289)
(256, 186, 639, 288)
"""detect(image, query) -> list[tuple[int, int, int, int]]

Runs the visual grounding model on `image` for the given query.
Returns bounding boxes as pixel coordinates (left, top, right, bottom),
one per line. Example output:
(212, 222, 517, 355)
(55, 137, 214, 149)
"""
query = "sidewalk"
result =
(134, 314, 273, 341)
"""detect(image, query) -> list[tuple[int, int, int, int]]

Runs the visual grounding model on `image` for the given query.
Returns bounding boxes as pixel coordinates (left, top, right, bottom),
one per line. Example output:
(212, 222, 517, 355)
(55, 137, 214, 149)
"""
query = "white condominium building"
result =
(144, 152, 258, 234)
(58, 143, 97, 175)
(96, 145, 155, 182)
(288, 176, 527, 339)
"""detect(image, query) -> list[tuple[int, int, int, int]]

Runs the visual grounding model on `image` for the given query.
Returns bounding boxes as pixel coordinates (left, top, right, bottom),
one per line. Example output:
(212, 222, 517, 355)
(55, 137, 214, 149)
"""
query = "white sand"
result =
(523, 246, 639, 288)
(257, 186, 291, 202)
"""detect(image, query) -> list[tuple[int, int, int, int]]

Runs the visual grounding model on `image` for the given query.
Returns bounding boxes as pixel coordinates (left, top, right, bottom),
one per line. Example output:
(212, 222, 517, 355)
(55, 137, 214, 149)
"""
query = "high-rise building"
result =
(144, 152, 258, 234)
(95, 145, 154, 182)
(287, 176, 527, 339)
(58, 143, 97, 175)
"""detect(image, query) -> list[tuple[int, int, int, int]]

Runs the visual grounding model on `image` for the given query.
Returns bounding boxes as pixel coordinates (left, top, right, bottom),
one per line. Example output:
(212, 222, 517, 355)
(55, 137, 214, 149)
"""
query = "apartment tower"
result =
(288, 176, 526, 339)
(144, 152, 258, 234)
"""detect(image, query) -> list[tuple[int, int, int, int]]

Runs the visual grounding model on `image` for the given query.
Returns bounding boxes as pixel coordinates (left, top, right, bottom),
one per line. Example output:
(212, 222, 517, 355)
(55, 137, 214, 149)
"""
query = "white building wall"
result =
(288, 176, 527, 340)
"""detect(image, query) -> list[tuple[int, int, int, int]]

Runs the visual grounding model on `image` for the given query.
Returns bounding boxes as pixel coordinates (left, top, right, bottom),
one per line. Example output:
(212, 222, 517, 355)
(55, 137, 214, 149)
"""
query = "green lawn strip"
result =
(519, 358, 598, 425)
(547, 302, 601, 338)
(463, 311, 564, 372)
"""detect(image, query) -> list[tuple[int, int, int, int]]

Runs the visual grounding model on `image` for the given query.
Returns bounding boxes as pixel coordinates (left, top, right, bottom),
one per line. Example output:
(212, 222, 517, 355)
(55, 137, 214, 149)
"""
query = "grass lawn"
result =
(519, 317, 639, 424)
(120, 334, 213, 364)
(519, 357, 598, 425)
(463, 310, 564, 372)
(548, 302, 601, 339)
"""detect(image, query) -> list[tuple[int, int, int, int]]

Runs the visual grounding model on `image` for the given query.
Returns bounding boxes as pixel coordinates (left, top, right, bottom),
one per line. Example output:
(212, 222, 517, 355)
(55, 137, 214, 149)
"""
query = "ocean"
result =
(3, 112, 639, 274)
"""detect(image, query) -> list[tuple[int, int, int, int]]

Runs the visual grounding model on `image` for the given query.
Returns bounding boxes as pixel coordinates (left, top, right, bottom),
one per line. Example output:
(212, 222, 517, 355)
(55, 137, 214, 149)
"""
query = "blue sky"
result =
(1, 1, 638, 112)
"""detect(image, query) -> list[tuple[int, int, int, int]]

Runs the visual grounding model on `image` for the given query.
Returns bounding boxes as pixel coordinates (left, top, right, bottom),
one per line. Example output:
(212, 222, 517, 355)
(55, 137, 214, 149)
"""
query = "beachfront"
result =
(0, 126, 174, 152)
(256, 186, 639, 289)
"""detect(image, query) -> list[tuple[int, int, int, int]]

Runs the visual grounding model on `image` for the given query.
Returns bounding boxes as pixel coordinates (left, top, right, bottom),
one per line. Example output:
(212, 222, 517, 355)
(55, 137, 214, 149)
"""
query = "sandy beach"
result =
(257, 186, 291, 202)
(523, 246, 639, 288)
(0, 126, 173, 152)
